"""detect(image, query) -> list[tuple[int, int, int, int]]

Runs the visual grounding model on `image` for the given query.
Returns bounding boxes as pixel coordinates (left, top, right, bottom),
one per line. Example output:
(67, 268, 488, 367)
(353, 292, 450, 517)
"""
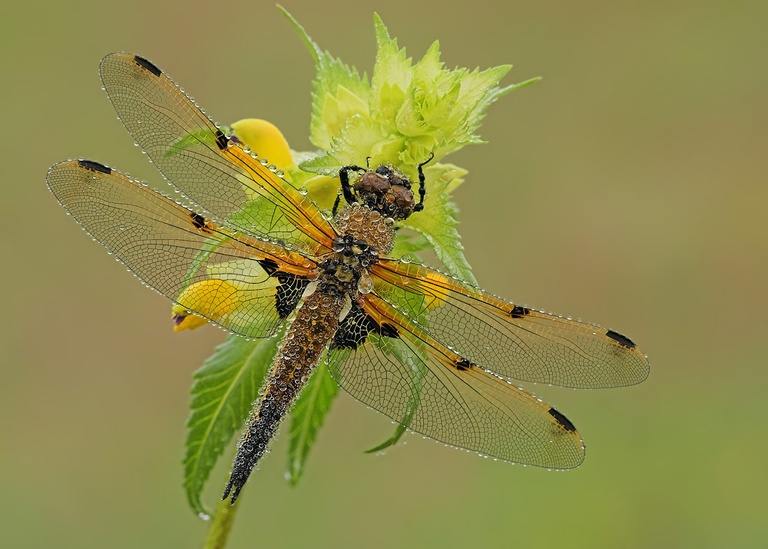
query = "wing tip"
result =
(99, 52, 162, 79)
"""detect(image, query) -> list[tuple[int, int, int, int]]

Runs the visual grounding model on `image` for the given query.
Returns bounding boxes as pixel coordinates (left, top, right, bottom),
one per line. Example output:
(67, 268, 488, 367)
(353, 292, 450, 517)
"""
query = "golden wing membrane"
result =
(98, 52, 336, 255)
(46, 159, 316, 338)
(328, 292, 585, 468)
(371, 259, 649, 389)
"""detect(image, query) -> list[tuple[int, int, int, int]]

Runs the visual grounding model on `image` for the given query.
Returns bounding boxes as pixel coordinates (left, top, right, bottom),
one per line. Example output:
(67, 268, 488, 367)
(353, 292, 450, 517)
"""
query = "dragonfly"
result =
(47, 53, 649, 504)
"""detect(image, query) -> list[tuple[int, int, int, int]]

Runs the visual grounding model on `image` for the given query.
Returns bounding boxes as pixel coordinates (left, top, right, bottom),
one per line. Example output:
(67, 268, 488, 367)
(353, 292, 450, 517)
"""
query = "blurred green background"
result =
(3, 0, 766, 547)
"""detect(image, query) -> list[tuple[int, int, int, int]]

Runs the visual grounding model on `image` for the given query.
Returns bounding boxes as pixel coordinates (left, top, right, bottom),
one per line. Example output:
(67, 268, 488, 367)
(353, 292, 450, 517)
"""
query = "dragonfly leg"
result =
(338, 165, 366, 207)
(413, 152, 434, 213)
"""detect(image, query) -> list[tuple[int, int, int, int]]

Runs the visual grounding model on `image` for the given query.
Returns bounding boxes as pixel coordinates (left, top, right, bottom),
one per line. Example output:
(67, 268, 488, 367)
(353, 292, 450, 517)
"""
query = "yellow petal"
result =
(172, 305, 208, 332)
(172, 279, 240, 332)
(415, 270, 450, 310)
(231, 119, 294, 172)
(304, 175, 340, 211)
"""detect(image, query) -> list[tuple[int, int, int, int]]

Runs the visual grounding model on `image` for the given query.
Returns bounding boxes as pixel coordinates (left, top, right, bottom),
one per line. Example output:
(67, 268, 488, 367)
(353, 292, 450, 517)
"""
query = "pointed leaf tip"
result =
(279, 5, 321, 63)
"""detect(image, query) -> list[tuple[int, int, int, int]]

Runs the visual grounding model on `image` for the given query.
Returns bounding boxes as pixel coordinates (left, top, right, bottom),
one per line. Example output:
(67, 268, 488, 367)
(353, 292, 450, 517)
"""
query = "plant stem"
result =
(202, 482, 242, 549)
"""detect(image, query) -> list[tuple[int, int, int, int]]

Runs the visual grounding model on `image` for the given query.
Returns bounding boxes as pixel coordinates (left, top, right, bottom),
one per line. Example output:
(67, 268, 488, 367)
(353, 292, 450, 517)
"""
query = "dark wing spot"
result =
(257, 258, 279, 276)
(331, 306, 401, 350)
(274, 273, 309, 319)
(78, 160, 111, 174)
(605, 330, 636, 349)
(134, 55, 162, 77)
(510, 305, 531, 319)
(254, 258, 308, 318)
(548, 407, 577, 432)
(190, 212, 207, 229)
(332, 304, 379, 350)
(380, 322, 399, 339)
(455, 358, 473, 371)
(215, 129, 229, 150)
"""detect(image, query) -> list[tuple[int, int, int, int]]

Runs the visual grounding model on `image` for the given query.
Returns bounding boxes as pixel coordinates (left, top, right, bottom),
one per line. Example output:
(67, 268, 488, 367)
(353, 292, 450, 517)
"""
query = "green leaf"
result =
(370, 13, 412, 122)
(280, 6, 370, 150)
(184, 332, 280, 515)
(165, 128, 221, 157)
(286, 355, 339, 485)
(390, 233, 430, 259)
(299, 116, 386, 176)
(402, 164, 477, 285)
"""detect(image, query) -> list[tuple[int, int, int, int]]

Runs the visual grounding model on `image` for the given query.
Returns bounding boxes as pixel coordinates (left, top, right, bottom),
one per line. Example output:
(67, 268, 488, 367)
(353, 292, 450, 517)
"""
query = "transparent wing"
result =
(47, 159, 317, 338)
(371, 259, 649, 389)
(328, 293, 585, 468)
(99, 52, 336, 255)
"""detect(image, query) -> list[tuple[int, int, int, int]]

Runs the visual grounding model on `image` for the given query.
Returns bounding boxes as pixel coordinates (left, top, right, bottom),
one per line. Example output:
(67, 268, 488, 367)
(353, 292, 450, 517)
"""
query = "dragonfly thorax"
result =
(318, 234, 379, 295)
(334, 202, 395, 254)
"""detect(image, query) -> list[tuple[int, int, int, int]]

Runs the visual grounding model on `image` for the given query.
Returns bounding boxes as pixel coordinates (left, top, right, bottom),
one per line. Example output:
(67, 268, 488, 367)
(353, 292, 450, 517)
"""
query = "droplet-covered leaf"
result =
(402, 164, 477, 285)
(184, 333, 279, 515)
(280, 6, 370, 151)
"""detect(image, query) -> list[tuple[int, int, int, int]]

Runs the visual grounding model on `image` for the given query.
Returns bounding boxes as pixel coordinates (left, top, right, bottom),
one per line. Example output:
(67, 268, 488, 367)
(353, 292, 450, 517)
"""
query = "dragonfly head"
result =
(353, 165, 418, 221)
(338, 154, 432, 222)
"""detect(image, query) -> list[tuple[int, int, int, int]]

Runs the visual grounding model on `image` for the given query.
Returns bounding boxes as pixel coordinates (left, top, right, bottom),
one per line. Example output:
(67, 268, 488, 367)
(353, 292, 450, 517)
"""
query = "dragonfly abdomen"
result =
(223, 290, 345, 503)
